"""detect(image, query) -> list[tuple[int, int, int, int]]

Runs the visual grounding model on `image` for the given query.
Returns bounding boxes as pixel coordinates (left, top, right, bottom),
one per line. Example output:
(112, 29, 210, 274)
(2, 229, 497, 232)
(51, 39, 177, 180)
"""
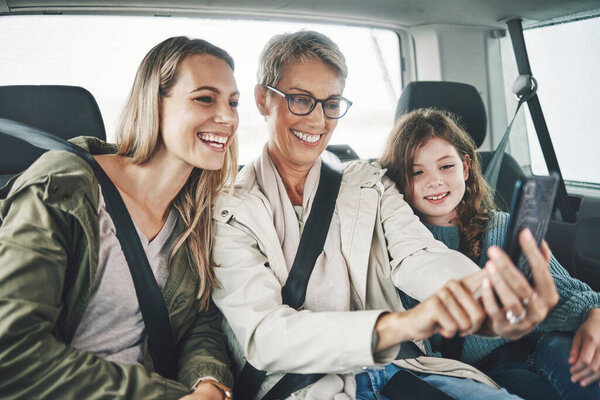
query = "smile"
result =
(198, 132, 228, 149)
(291, 129, 321, 144)
(425, 192, 449, 201)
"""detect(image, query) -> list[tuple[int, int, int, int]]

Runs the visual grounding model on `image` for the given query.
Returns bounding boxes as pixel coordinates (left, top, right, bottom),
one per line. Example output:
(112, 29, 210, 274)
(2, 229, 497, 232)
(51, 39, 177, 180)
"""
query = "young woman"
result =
(0, 36, 238, 400)
(210, 30, 559, 400)
(380, 108, 600, 400)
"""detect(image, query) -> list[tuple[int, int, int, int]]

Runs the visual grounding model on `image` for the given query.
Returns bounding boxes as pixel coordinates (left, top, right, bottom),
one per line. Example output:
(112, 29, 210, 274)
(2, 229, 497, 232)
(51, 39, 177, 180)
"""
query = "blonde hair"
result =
(380, 108, 496, 261)
(115, 36, 238, 309)
(257, 30, 348, 89)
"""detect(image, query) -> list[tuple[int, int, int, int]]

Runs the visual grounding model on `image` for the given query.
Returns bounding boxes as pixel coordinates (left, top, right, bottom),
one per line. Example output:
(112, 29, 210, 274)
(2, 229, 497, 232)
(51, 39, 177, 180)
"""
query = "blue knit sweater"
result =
(401, 211, 600, 365)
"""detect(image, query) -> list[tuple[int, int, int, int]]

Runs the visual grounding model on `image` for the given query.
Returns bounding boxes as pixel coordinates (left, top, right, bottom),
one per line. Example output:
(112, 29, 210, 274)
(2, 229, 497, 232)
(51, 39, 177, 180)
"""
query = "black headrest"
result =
(395, 81, 487, 148)
(0, 85, 106, 175)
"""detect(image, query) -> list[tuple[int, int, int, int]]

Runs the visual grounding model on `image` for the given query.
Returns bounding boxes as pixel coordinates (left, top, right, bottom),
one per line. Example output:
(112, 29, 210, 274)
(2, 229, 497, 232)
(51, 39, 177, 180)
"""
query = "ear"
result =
(463, 154, 471, 181)
(254, 84, 268, 116)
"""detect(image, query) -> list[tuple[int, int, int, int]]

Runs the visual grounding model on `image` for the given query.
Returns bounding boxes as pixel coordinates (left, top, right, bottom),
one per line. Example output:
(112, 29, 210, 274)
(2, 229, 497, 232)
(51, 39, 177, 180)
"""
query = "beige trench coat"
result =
(211, 159, 499, 398)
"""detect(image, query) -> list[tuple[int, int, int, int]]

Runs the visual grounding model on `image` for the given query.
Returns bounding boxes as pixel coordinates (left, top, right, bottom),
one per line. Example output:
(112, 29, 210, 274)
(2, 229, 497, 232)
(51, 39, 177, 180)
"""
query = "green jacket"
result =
(0, 137, 233, 399)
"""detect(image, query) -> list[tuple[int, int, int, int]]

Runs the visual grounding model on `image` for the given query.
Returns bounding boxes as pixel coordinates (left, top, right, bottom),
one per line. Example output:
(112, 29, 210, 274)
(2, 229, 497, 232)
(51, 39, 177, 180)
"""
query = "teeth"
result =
(291, 129, 320, 144)
(426, 193, 448, 200)
(199, 133, 228, 148)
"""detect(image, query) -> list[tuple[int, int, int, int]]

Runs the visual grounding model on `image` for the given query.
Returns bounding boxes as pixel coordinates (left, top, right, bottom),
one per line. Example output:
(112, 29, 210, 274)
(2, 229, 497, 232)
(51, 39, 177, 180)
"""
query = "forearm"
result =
(539, 257, 600, 332)
(177, 302, 234, 389)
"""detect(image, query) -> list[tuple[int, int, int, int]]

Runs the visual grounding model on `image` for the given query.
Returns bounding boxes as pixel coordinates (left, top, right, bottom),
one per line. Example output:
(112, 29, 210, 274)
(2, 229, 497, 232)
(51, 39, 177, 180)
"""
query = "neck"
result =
(115, 148, 193, 220)
(267, 146, 313, 206)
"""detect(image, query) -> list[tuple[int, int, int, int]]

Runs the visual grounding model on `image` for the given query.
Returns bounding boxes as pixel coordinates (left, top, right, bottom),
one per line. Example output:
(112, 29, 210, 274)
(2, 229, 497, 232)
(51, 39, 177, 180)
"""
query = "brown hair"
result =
(115, 36, 238, 309)
(380, 108, 496, 260)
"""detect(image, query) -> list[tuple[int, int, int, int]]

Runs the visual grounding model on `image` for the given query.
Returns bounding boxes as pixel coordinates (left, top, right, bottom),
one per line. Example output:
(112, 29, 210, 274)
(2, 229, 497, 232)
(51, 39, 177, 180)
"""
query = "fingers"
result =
(580, 372, 600, 387)
(485, 251, 528, 320)
(520, 230, 558, 306)
(445, 279, 486, 335)
(540, 240, 552, 263)
(570, 331, 583, 365)
(570, 363, 600, 387)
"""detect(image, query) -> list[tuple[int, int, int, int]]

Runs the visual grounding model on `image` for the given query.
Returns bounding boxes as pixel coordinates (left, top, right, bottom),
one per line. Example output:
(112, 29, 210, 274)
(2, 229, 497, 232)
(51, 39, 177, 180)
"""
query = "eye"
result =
(324, 100, 341, 111)
(411, 170, 423, 177)
(289, 95, 313, 107)
(229, 99, 239, 108)
(194, 96, 214, 104)
(441, 164, 455, 170)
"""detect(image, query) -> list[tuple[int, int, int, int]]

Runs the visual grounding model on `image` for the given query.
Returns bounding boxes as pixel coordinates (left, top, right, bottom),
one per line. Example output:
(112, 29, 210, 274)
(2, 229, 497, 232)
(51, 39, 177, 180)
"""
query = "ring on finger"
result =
(506, 309, 527, 325)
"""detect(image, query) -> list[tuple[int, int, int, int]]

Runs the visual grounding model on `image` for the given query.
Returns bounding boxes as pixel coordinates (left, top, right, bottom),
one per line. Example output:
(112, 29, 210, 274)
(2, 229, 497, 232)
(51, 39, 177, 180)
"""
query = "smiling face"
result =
(257, 59, 342, 171)
(409, 137, 470, 226)
(158, 53, 239, 171)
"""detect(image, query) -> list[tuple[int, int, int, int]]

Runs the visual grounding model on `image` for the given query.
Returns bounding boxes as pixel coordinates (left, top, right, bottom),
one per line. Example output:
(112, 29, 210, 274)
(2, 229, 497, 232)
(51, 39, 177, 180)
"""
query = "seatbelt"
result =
(483, 77, 535, 189)
(0, 118, 178, 379)
(505, 18, 577, 223)
(235, 159, 342, 400)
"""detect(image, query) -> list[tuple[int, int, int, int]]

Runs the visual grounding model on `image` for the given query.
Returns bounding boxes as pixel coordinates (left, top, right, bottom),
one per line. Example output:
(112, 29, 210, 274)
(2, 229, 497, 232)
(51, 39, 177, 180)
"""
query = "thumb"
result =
(570, 329, 583, 364)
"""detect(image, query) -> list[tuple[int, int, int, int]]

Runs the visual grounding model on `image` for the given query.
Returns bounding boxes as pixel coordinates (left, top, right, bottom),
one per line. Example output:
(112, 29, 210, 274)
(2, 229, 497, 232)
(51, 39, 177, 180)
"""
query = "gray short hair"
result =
(257, 30, 347, 89)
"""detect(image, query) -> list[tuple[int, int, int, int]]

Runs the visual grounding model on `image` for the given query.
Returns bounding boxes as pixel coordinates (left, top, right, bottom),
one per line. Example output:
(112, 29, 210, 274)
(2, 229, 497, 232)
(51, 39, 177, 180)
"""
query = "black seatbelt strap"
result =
(0, 118, 178, 379)
(506, 18, 576, 223)
(483, 91, 530, 189)
(235, 159, 343, 400)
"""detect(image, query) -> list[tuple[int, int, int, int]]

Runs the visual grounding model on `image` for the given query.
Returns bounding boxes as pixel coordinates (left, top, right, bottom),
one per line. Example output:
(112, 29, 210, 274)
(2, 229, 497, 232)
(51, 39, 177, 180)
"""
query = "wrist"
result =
(587, 308, 600, 320)
(192, 377, 232, 399)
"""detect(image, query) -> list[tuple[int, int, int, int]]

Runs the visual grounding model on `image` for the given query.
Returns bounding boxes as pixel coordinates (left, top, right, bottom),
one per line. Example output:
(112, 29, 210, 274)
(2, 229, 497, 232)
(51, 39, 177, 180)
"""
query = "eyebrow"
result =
(288, 87, 342, 98)
(189, 86, 240, 96)
(413, 155, 456, 167)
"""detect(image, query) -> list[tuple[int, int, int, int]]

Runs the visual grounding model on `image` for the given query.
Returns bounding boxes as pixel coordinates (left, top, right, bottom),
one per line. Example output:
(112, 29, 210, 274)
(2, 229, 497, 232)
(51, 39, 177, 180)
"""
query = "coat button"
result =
(374, 171, 380, 175)
(221, 210, 229, 217)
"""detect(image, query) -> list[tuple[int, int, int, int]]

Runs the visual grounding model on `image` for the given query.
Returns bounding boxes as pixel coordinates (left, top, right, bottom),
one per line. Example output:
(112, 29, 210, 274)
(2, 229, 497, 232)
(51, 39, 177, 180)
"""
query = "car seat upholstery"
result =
(0, 85, 106, 187)
(395, 81, 525, 211)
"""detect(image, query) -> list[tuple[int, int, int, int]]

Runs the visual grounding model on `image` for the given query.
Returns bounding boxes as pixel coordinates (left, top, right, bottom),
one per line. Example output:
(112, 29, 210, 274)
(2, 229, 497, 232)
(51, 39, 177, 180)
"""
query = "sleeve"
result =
(0, 185, 189, 400)
(177, 300, 234, 389)
(379, 177, 480, 301)
(211, 216, 386, 374)
(538, 256, 600, 332)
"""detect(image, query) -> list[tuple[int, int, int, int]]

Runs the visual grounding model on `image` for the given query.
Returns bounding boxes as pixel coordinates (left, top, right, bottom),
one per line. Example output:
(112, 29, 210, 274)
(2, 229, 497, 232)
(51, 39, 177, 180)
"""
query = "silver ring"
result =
(506, 309, 527, 325)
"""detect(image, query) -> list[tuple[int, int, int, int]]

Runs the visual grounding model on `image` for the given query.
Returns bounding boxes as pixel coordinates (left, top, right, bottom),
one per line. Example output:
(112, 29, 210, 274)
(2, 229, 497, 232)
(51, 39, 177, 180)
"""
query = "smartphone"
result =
(504, 175, 559, 283)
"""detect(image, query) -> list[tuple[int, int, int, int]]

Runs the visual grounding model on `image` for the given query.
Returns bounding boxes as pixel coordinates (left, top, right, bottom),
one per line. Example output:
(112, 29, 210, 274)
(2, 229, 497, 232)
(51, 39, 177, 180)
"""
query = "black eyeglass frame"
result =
(265, 85, 353, 119)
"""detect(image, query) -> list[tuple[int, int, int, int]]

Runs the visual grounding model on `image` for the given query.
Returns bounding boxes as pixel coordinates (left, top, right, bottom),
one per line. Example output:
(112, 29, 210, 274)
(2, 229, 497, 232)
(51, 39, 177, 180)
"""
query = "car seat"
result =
(0, 85, 106, 187)
(395, 81, 525, 211)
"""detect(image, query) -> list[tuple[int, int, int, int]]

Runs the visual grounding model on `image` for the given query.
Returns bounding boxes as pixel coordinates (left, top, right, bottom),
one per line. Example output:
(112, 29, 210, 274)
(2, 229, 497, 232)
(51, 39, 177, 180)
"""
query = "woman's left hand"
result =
(178, 381, 231, 400)
(569, 308, 600, 387)
(480, 229, 559, 340)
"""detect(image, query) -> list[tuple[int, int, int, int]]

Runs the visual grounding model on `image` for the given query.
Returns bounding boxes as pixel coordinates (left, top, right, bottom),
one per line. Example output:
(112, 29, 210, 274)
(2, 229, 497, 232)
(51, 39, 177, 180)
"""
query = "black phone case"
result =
(504, 175, 559, 283)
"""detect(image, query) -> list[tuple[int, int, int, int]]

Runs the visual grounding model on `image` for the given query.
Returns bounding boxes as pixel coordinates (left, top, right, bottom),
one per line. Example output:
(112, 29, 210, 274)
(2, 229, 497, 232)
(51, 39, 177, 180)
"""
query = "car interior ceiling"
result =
(1, 0, 599, 292)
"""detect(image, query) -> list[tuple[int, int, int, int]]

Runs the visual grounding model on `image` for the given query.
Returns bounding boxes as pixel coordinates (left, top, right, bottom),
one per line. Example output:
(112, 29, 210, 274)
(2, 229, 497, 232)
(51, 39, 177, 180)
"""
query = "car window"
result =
(0, 15, 401, 165)
(500, 14, 600, 188)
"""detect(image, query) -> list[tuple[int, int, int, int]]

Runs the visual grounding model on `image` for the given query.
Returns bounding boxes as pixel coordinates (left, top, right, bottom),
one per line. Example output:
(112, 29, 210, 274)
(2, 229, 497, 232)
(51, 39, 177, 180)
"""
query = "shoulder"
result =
(0, 136, 114, 212)
(214, 160, 269, 221)
(341, 159, 387, 188)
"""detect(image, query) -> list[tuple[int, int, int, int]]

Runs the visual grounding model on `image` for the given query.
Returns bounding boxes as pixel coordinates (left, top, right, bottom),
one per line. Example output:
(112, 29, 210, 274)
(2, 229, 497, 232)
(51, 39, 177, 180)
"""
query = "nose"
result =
(304, 101, 327, 127)
(426, 170, 443, 187)
(214, 99, 238, 126)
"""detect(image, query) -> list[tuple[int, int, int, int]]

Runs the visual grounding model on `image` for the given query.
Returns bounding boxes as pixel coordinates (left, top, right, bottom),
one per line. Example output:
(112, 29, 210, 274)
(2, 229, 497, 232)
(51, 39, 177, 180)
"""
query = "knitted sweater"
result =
(401, 211, 600, 366)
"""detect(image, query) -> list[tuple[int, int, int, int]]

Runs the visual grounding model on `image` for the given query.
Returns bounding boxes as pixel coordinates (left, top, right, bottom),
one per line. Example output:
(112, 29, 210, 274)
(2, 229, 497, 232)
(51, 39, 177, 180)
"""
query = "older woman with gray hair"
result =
(211, 30, 558, 400)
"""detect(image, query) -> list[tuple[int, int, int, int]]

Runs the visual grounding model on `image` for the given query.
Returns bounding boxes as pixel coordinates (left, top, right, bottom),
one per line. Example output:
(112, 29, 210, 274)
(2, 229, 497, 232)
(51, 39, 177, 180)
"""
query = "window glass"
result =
(501, 16, 600, 186)
(0, 15, 401, 164)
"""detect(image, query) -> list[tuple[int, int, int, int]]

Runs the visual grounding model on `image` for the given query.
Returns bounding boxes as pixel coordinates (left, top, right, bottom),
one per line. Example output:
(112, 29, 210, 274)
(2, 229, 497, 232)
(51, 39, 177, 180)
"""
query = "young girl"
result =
(0, 37, 238, 399)
(380, 108, 600, 400)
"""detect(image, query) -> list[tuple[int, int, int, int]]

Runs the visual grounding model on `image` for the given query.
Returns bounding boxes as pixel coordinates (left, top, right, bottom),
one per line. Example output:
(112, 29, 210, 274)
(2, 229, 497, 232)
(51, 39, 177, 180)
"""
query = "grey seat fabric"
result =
(0, 85, 106, 187)
(395, 81, 525, 211)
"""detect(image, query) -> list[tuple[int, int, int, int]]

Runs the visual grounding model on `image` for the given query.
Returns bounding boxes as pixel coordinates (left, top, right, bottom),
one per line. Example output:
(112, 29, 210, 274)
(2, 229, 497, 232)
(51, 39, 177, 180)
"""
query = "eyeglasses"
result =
(265, 86, 352, 119)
